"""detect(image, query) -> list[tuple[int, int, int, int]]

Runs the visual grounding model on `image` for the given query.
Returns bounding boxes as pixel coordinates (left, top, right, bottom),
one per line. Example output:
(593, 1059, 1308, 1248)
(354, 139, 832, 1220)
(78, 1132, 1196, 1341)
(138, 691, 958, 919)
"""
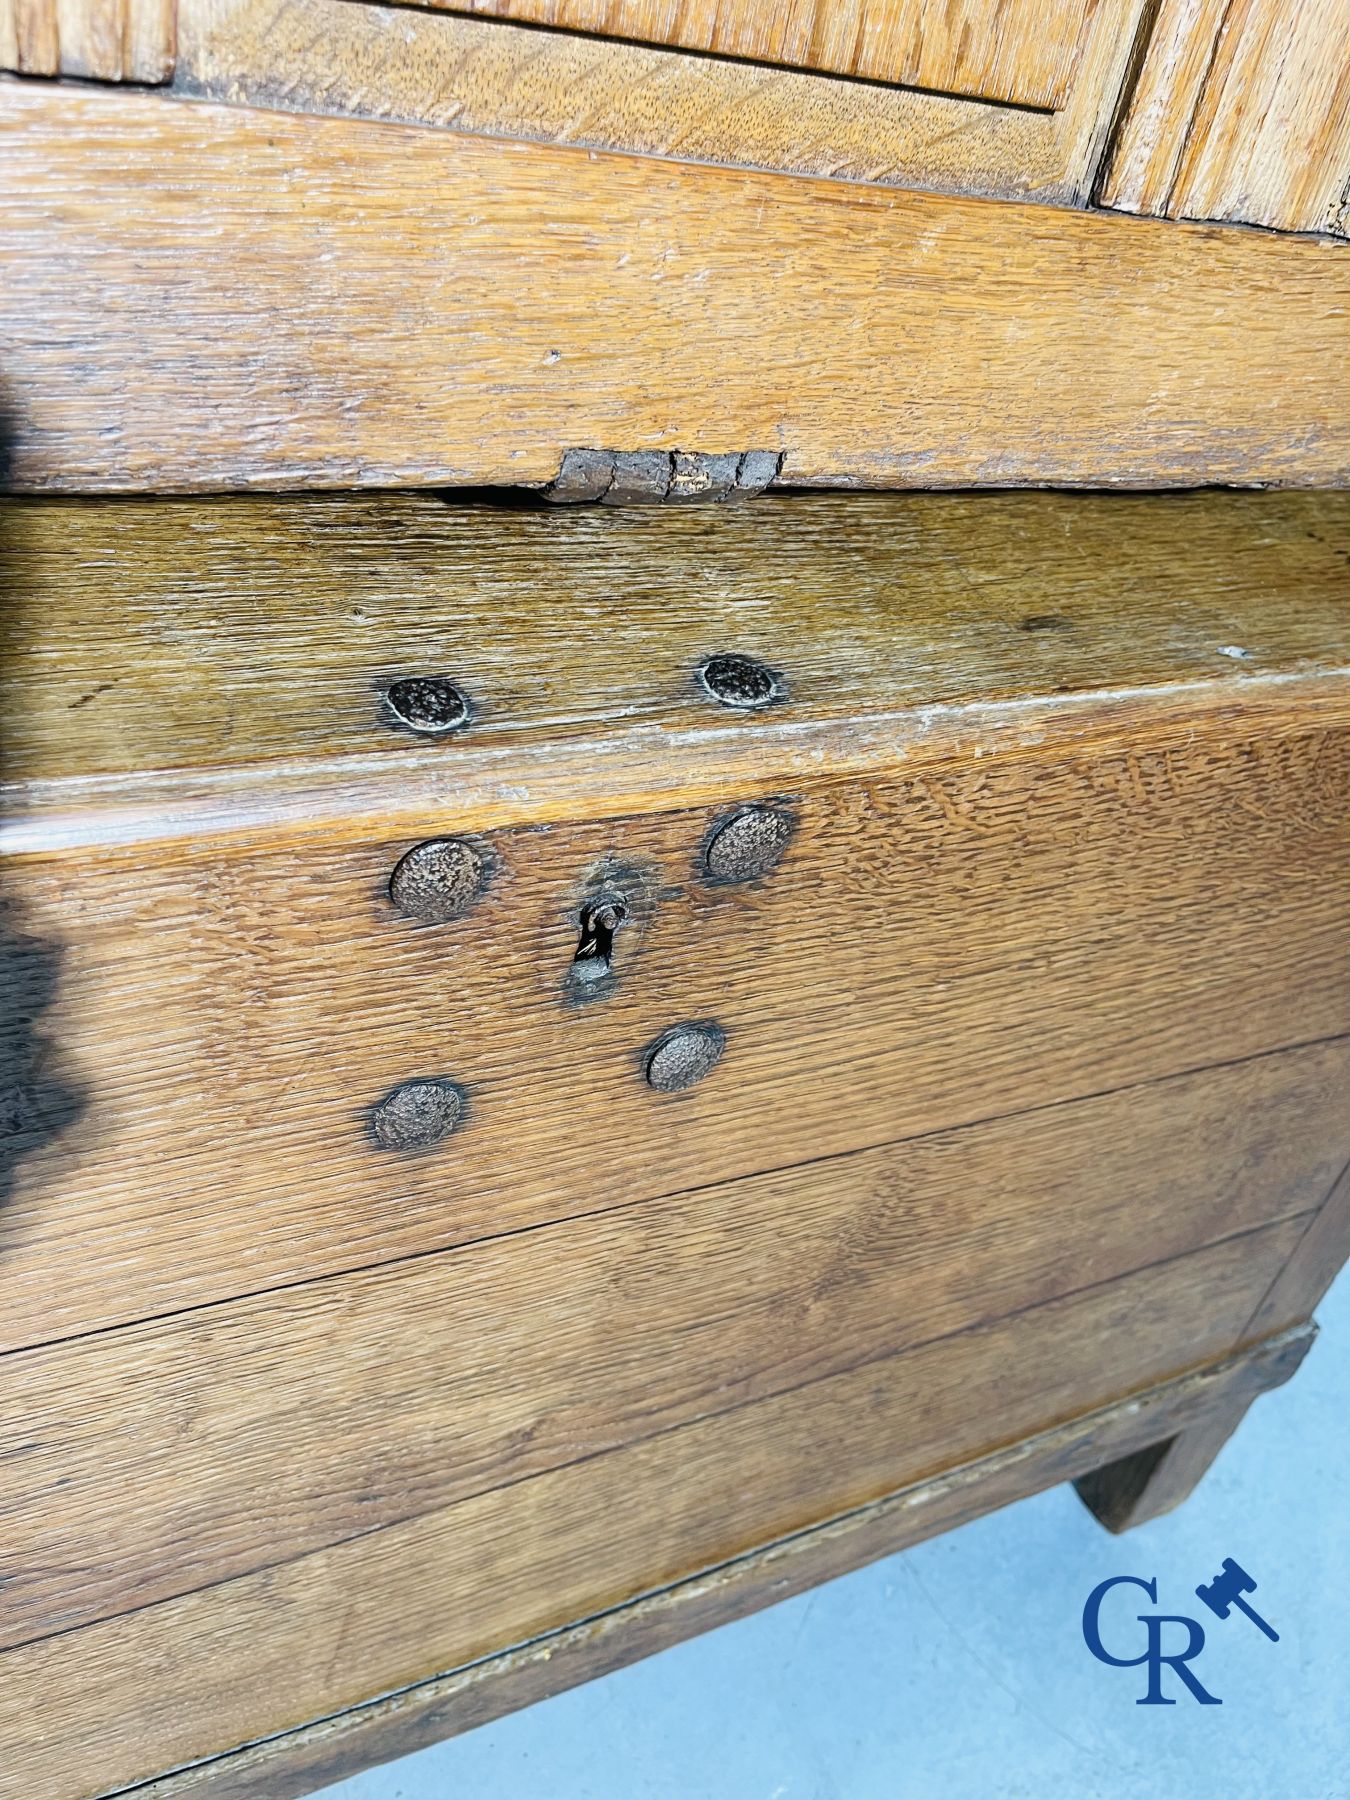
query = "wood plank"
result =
(0, 0, 172, 76)
(1102, 0, 1350, 235)
(117, 1325, 1316, 1800)
(1, 83, 1346, 492)
(176, 0, 1141, 206)
(3, 0, 58, 69)
(4, 490, 1349, 795)
(0, 1230, 1310, 1800)
(416, 0, 1091, 109)
(8, 671, 1350, 857)
(1172, 0, 1350, 236)
(2, 1041, 1342, 1649)
(6, 727, 1350, 1351)
(55, 0, 126, 75)
(1097, 0, 1229, 213)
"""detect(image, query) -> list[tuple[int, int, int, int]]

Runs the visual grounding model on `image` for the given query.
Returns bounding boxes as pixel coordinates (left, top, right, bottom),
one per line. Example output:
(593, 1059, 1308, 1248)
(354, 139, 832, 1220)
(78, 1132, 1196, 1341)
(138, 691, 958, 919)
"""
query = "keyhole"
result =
(571, 893, 629, 985)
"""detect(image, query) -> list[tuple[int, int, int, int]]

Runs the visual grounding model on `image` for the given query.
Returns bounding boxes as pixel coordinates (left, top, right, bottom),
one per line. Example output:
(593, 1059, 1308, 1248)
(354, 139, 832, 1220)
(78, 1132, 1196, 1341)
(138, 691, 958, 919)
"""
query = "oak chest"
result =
(2, 488, 1348, 1797)
(3, 0, 1349, 1782)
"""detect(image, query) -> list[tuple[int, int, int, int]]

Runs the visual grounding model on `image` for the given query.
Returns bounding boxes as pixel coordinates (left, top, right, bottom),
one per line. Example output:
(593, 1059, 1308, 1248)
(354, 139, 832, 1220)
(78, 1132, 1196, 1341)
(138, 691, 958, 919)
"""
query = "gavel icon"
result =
(1195, 1558, 1278, 1642)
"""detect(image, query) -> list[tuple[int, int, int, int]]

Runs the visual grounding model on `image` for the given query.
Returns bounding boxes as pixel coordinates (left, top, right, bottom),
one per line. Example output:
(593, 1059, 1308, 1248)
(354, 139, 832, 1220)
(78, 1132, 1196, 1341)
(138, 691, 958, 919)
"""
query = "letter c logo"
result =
(1082, 1575, 1158, 1667)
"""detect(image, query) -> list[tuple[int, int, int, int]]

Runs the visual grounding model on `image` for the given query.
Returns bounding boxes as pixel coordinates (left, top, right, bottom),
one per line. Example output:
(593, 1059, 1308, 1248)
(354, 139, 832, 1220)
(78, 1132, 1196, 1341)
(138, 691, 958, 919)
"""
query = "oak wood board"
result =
(1, 83, 1347, 491)
(0, 1229, 1311, 1800)
(3, 490, 1349, 794)
(409, 0, 1090, 109)
(1242, 1156, 1350, 1342)
(0, 0, 172, 76)
(3, 492, 1350, 1352)
(112, 1327, 1313, 1800)
(1102, 0, 1350, 235)
(2, 1038, 1344, 1649)
(6, 723, 1350, 1351)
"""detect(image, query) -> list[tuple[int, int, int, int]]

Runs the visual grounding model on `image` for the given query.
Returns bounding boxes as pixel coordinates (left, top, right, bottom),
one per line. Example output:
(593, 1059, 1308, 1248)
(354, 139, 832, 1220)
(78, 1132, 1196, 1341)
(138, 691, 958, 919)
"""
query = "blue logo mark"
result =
(1195, 1557, 1279, 1641)
(1082, 1559, 1277, 1704)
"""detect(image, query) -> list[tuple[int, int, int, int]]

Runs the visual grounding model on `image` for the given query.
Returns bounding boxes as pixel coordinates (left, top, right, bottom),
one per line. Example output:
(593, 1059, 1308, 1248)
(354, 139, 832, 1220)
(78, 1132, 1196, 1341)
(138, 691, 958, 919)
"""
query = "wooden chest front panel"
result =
(5, 491, 1350, 1352)
(0, 1217, 1312, 1800)
(5, 727, 1350, 1352)
(2, 490, 1348, 1798)
(1, 1040, 1344, 1651)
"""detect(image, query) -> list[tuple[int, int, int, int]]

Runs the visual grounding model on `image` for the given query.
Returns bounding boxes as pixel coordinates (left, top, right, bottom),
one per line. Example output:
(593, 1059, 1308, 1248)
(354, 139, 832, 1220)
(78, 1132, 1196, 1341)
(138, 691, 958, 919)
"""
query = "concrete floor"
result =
(318, 1268, 1349, 1800)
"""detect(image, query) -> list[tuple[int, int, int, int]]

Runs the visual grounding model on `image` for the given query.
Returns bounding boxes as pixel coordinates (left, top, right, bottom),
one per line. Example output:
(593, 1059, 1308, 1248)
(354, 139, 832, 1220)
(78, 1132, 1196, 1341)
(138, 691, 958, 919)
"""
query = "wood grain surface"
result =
(109, 1326, 1314, 1800)
(2, 83, 1347, 492)
(412, 0, 1091, 108)
(4, 489, 1349, 795)
(3, 1039, 1344, 1649)
(1, 44, 1346, 1797)
(175, 0, 1140, 205)
(3, 492, 1349, 1351)
(3, 491, 1346, 1798)
(0, 1229, 1311, 1800)
(1098, 0, 1230, 213)
(0, 0, 172, 77)
(1102, 0, 1350, 235)
(7, 729, 1348, 1354)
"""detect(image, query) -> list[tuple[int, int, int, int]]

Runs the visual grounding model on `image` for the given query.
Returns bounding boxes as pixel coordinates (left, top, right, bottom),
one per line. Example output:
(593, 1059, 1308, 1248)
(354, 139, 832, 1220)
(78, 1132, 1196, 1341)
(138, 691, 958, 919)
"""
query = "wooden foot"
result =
(1075, 1314, 1322, 1534)
(1075, 1397, 1257, 1533)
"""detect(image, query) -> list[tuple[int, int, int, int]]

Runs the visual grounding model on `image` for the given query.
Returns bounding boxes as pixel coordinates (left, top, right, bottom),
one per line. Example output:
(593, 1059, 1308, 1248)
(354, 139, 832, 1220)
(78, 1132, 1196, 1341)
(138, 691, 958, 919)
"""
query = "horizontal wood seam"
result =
(6, 1207, 1317, 1663)
(6, 1027, 1344, 1365)
(95, 1322, 1316, 1800)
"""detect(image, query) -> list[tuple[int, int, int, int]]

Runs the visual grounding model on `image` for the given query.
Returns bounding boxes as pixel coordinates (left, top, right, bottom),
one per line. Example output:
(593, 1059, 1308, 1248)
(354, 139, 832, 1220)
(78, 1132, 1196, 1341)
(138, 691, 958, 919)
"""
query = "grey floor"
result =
(318, 1269, 1349, 1800)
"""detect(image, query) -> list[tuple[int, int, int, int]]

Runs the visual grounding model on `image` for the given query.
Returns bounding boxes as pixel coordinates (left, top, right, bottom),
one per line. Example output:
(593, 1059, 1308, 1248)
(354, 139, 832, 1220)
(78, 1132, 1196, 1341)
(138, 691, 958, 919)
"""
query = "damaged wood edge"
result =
(544, 449, 783, 504)
(122, 1325, 1313, 1800)
(1097, 0, 1350, 236)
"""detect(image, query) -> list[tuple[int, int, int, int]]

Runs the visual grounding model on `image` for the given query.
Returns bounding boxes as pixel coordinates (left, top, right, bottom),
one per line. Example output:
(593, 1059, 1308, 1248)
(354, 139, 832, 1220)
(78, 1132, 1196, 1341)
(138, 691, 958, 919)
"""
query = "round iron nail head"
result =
(643, 1022, 727, 1093)
(371, 1078, 466, 1151)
